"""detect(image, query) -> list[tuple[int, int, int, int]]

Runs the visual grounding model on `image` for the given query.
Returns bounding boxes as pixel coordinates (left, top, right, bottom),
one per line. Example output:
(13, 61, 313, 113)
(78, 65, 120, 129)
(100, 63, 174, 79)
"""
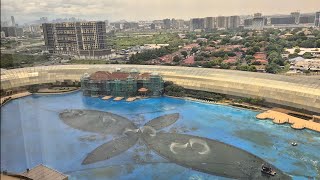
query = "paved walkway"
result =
(1, 92, 32, 106)
(126, 97, 137, 102)
(102, 96, 113, 100)
(114, 97, 124, 101)
(256, 110, 320, 132)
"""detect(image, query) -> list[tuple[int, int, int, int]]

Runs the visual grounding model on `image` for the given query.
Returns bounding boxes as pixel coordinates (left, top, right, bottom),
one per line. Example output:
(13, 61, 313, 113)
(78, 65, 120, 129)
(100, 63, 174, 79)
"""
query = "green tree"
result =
(245, 55, 254, 61)
(302, 52, 313, 59)
(173, 55, 181, 62)
(316, 40, 320, 48)
(220, 63, 230, 69)
(181, 51, 188, 58)
(191, 47, 198, 54)
(300, 40, 315, 48)
(27, 85, 40, 93)
(165, 84, 185, 97)
(288, 53, 299, 59)
(248, 66, 257, 72)
(266, 63, 280, 74)
(294, 48, 301, 53)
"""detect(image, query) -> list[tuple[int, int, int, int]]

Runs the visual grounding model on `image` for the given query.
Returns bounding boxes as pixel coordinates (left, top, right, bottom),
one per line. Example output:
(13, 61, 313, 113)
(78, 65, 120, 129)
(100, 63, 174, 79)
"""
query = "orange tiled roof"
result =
(183, 56, 195, 64)
(89, 71, 152, 81)
(138, 87, 148, 92)
(253, 52, 267, 60)
(89, 71, 111, 81)
(21, 164, 67, 180)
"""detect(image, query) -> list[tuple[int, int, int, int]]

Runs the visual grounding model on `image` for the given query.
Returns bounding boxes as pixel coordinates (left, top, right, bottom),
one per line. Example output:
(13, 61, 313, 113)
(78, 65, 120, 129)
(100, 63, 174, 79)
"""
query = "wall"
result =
(1, 65, 319, 113)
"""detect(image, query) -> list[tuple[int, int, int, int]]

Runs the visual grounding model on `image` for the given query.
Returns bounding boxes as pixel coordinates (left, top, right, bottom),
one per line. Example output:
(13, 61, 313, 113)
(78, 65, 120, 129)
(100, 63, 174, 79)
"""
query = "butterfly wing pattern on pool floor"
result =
(60, 110, 291, 179)
(59, 109, 136, 135)
(141, 132, 291, 180)
(82, 133, 139, 165)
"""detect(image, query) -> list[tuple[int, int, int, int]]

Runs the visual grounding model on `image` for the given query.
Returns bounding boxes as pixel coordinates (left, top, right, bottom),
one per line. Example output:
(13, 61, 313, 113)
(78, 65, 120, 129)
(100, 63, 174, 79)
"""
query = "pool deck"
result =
(114, 97, 124, 101)
(102, 96, 113, 100)
(0, 92, 32, 106)
(36, 87, 80, 94)
(256, 110, 320, 132)
(126, 97, 137, 102)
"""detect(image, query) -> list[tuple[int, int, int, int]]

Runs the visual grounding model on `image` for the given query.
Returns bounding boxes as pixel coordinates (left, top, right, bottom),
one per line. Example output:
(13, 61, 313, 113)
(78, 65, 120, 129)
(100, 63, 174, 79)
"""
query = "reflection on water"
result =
(1, 92, 319, 179)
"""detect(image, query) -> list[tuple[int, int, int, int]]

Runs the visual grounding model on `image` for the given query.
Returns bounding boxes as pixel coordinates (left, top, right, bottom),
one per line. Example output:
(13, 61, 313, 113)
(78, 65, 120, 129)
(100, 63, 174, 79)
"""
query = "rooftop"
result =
(88, 70, 152, 81)
(183, 56, 195, 64)
(21, 164, 68, 180)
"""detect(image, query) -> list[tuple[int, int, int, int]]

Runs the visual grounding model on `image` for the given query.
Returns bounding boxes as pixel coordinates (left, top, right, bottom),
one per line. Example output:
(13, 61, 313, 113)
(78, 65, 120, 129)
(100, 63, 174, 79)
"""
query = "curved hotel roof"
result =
(1, 65, 319, 113)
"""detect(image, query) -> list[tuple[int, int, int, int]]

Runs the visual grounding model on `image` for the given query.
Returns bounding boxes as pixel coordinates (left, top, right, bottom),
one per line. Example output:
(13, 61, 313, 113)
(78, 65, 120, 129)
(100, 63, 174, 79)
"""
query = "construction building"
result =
(42, 21, 110, 58)
(80, 69, 164, 97)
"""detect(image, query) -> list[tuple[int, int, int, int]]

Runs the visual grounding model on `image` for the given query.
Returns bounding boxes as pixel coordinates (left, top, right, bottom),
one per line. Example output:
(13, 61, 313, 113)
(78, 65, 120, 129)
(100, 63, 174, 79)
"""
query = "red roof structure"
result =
(223, 57, 238, 64)
(138, 87, 148, 92)
(253, 52, 267, 60)
(159, 54, 173, 63)
(89, 71, 111, 81)
(21, 164, 68, 180)
(183, 56, 195, 65)
(182, 43, 200, 51)
(89, 71, 151, 81)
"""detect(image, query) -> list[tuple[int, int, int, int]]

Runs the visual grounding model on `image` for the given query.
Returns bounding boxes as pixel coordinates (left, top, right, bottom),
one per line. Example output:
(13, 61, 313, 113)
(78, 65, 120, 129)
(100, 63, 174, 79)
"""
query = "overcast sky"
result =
(1, 0, 320, 24)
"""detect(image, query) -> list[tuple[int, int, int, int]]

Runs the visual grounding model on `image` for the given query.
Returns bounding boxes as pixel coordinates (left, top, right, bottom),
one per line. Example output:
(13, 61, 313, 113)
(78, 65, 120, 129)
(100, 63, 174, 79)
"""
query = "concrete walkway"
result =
(114, 97, 124, 101)
(102, 96, 113, 100)
(126, 97, 137, 102)
(1, 92, 32, 106)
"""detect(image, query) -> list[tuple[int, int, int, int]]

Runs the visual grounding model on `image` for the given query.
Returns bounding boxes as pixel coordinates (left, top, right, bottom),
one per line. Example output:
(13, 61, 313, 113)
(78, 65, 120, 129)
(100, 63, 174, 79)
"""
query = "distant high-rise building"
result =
(1, 26, 17, 37)
(190, 18, 204, 31)
(204, 17, 214, 31)
(1, 31, 5, 38)
(299, 15, 315, 24)
(150, 23, 156, 30)
(290, 12, 300, 24)
(228, 16, 240, 29)
(11, 16, 15, 27)
(173, 19, 185, 29)
(1, 21, 9, 27)
(171, 19, 178, 29)
(171, 19, 185, 29)
(254, 13, 262, 18)
(316, 11, 320, 27)
(42, 21, 110, 58)
(163, 19, 171, 29)
(244, 19, 253, 27)
(271, 16, 296, 25)
(104, 20, 109, 26)
(16, 27, 23, 37)
(217, 16, 227, 29)
(252, 17, 266, 30)
(122, 22, 138, 30)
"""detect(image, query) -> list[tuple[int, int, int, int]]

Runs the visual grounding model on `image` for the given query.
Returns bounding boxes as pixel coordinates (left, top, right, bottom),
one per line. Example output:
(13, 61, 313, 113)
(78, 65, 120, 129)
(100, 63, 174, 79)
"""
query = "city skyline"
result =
(1, 0, 320, 24)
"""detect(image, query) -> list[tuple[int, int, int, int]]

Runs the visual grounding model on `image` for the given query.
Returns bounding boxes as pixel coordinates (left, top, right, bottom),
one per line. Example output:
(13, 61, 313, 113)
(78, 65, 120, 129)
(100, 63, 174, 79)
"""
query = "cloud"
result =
(1, 0, 319, 24)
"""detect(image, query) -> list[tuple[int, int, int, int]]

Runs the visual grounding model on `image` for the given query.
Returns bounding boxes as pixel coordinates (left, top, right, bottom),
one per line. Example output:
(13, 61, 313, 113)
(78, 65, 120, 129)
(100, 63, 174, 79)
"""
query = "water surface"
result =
(1, 92, 319, 179)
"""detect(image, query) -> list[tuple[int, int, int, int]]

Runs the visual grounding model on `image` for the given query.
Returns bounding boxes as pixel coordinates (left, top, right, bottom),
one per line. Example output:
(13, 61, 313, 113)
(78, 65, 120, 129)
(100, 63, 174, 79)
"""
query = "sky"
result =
(1, 0, 320, 24)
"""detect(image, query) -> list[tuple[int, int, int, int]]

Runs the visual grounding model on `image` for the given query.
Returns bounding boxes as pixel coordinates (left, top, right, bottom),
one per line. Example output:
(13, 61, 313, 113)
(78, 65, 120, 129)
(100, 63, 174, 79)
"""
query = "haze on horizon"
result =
(1, 0, 320, 24)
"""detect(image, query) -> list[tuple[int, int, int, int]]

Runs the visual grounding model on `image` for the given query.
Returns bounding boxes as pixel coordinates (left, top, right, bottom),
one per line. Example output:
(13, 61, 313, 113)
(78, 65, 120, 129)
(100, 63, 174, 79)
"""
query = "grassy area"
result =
(0, 53, 50, 68)
(108, 33, 184, 50)
(1, 40, 21, 49)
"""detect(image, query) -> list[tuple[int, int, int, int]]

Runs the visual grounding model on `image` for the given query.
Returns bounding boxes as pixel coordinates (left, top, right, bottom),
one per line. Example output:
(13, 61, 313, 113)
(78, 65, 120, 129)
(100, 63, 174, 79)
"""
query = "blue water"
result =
(1, 92, 319, 180)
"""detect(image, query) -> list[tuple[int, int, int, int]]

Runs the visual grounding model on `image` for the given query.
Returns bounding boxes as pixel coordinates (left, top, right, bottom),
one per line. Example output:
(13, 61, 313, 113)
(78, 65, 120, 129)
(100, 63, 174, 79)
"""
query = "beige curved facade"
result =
(1, 65, 319, 113)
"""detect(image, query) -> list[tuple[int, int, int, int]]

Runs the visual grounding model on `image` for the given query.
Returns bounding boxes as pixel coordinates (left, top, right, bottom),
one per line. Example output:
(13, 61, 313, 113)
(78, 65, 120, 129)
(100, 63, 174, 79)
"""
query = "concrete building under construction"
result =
(42, 21, 111, 58)
(80, 69, 164, 97)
